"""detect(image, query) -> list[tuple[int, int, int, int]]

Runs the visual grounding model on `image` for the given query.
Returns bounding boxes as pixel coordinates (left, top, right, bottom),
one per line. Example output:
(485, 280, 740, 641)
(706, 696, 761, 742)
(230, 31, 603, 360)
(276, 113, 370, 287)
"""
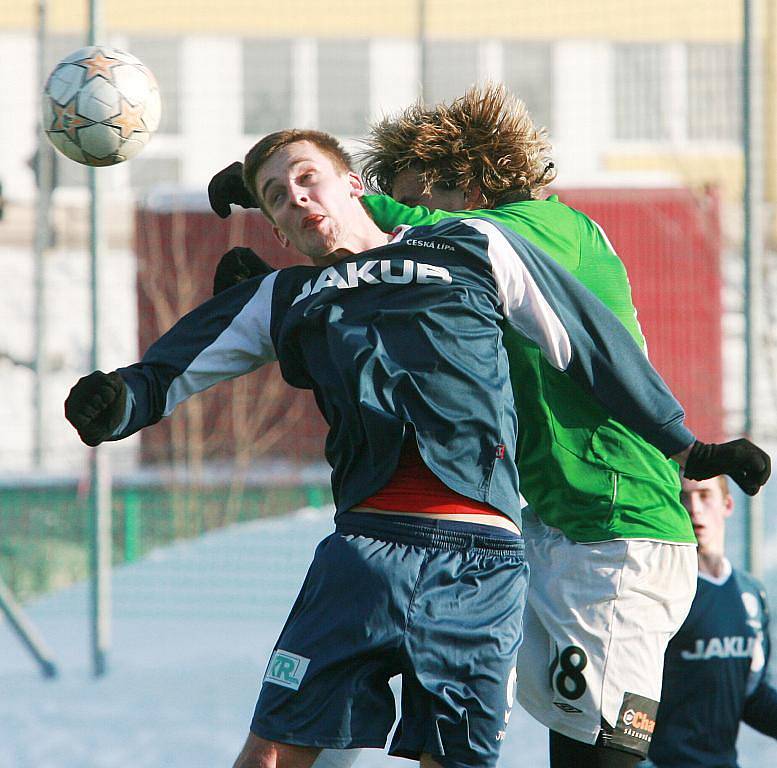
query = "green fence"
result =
(0, 480, 332, 603)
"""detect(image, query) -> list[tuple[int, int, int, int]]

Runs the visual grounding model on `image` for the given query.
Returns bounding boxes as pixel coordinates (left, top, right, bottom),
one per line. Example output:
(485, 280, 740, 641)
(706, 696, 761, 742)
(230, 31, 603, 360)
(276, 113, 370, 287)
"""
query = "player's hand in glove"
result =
(207, 161, 258, 218)
(65, 371, 127, 447)
(683, 438, 771, 495)
(213, 247, 274, 295)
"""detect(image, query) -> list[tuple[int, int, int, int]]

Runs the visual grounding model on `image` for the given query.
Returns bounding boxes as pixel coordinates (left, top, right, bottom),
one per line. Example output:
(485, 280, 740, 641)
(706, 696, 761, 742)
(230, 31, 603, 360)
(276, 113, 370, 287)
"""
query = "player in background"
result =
(206, 85, 771, 768)
(67, 129, 747, 768)
(641, 476, 777, 768)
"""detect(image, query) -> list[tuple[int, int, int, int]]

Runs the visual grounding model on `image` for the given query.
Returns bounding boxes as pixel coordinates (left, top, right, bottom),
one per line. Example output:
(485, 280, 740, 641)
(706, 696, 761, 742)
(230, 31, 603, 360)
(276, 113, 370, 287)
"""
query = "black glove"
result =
(684, 438, 771, 496)
(207, 161, 258, 218)
(213, 247, 274, 295)
(64, 371, 127, 447)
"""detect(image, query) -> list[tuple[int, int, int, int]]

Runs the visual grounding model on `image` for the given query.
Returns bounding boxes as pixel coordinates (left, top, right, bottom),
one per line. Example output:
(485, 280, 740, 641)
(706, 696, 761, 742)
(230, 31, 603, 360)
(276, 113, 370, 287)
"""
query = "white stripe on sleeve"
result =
(462, 218, 572, 371)
(112, 386, 135, 436)
(164, 271, 279, 416)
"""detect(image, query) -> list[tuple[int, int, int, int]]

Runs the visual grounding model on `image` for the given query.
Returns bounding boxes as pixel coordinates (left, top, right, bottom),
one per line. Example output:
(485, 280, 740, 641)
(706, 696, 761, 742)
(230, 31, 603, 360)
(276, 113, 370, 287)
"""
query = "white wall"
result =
(0, 34, 39, 203)
(0, 243, 138, 474)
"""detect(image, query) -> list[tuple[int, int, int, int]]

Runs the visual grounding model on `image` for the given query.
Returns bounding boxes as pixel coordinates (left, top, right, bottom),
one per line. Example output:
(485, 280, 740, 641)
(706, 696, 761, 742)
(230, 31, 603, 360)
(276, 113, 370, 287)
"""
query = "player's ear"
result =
(348, 172, 365, 199)
(272, 226, 290, 248)
(464, 183, 485, 210)
(723, 492, 735, 518)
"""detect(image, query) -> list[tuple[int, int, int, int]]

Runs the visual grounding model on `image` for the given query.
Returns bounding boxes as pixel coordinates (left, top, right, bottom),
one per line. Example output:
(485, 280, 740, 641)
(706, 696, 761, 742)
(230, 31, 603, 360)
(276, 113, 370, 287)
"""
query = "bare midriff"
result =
(353, 443, 520, 535)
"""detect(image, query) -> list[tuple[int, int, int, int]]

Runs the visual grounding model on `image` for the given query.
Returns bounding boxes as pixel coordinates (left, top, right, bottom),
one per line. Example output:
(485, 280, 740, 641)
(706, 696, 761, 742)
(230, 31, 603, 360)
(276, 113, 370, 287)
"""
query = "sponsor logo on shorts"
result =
(264, 649, 310, 691)
(497, 666, 518, 741)
(609, 692, 659, 757)
(504, 666, 517, 723)
(622, 708, 655, 734)
(553, 701, 583, 714)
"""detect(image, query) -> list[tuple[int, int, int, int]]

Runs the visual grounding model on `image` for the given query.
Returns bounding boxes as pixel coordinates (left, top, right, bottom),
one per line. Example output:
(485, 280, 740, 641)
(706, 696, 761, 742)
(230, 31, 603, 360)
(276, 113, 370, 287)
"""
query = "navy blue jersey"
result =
(649, 566, 777, 767)
(111, 217, 693, 524)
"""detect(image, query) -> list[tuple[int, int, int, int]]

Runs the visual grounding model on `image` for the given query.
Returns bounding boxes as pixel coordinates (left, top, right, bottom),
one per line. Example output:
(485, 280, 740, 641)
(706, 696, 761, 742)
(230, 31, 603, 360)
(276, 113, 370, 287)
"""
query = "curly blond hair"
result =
(361, 83, 555, 206)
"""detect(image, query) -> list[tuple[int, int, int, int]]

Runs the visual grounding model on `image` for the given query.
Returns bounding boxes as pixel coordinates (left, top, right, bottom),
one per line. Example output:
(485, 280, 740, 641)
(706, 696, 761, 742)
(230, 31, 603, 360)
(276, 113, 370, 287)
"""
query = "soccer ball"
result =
(42, 45, 162, 167)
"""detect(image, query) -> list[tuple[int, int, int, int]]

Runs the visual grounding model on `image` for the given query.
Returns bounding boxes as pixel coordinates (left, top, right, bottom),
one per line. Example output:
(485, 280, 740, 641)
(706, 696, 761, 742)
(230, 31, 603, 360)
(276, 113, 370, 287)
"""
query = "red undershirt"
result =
(359, 442, 503, 516)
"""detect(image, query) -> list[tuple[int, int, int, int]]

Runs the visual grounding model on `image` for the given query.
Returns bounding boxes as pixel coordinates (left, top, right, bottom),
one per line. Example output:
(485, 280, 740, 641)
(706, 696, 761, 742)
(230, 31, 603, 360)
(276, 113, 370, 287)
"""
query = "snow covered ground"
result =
(1, 506, 775, 768)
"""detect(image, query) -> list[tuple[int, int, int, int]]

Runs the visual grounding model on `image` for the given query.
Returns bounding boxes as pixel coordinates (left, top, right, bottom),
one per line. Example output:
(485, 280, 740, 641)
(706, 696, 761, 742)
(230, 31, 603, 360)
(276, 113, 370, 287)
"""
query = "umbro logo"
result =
(553, 702, 583, 713)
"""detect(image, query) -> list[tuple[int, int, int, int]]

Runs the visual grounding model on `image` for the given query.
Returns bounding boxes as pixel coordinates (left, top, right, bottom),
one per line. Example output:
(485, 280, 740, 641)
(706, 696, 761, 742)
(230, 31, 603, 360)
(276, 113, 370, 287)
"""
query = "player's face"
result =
(392, 168, 480, 211)
(256, 141, 365, 266)
(680, 476, 733, 551)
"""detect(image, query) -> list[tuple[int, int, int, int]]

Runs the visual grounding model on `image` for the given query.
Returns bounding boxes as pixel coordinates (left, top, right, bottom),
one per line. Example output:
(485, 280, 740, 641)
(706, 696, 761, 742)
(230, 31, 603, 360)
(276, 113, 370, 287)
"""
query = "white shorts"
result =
(516, 507, 697, 754)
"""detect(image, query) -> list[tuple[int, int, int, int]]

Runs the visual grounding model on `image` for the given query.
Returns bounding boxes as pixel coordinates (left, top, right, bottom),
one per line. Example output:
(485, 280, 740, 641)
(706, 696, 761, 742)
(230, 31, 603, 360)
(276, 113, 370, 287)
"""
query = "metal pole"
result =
(0, 575, 57, 678)
(0, 0, 61, 681)
(743, 0, 765, 578)
(88, 0, 112, 676)
(33, 0, 53, 467)
(418, 0, 427, 102)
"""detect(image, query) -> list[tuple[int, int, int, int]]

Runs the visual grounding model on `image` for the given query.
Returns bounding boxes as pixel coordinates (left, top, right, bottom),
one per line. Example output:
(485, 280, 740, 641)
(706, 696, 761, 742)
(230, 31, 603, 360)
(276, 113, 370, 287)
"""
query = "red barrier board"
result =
(134, 186, 723, 465)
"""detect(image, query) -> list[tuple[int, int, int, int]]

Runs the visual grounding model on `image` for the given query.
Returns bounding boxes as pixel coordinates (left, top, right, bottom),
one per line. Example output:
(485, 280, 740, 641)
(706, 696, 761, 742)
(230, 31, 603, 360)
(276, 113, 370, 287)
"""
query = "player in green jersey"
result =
(206, 84, 770, 768)
(358, 84, 695, 768)
(360, 86, 693, 545)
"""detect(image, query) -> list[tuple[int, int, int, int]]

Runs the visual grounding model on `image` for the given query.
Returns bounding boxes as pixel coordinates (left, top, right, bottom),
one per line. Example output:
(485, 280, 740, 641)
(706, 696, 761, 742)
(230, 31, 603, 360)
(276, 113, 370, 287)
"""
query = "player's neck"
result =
(697, 549, 727, 578)
(331, 211, 392, 259)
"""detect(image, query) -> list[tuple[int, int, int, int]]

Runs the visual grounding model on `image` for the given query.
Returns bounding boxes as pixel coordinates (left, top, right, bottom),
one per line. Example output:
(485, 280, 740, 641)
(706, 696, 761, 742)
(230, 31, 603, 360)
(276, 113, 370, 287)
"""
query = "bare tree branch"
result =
(0, 351, 35, 371)
(136, 206, 326, 532)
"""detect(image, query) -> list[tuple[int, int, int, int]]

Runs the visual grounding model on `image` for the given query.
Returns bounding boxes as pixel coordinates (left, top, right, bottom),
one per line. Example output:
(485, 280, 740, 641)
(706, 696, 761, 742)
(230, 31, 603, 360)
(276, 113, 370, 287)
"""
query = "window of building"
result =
(318, 40, 370, 136)
(613, 43, 668, 141)
(243, 39, 293, 135)
(502, 41, 553, 133)
(424, 41, 479, 105)
(687, 43, 741, 142)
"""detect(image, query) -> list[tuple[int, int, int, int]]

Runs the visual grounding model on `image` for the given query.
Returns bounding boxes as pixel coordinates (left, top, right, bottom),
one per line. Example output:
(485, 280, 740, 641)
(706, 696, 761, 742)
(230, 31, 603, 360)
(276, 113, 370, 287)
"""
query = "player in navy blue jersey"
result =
(643, 475, 777, 768)
(65, 130, 764, 768)
(206, 91, 771, 768)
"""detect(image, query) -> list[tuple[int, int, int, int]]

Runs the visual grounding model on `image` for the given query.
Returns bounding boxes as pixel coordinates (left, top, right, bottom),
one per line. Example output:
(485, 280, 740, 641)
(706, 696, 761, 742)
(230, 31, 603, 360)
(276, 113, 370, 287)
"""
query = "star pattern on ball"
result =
(50, 99, 95, 140)
(138, 65, 159, 88)
(107, 97, 146, 139)
(82, 151, 122, 167)
(74, 49, 121, 82)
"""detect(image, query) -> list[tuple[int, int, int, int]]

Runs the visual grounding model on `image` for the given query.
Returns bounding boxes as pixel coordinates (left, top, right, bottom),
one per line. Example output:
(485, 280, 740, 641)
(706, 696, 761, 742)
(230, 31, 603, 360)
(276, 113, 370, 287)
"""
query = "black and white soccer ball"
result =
(42, 45, 162, 167)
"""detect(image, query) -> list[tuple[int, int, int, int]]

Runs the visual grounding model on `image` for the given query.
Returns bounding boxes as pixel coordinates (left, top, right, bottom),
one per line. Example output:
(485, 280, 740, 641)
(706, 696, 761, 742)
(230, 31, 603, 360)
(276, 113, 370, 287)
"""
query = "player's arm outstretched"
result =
(202, 168, 770, 494)
(476, 218, 770, 495)
(65, 272, 278, 445)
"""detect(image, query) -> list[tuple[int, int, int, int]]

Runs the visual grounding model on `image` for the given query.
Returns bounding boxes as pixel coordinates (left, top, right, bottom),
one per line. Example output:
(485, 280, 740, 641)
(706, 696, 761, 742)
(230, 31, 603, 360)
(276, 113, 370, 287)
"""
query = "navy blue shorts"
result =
(250, 512, 528, 768)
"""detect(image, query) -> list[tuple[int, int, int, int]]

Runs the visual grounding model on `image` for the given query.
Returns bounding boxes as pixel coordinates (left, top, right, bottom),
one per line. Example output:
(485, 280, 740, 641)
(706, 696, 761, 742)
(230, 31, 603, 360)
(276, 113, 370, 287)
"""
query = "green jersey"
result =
(364, 194, 695, 544)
